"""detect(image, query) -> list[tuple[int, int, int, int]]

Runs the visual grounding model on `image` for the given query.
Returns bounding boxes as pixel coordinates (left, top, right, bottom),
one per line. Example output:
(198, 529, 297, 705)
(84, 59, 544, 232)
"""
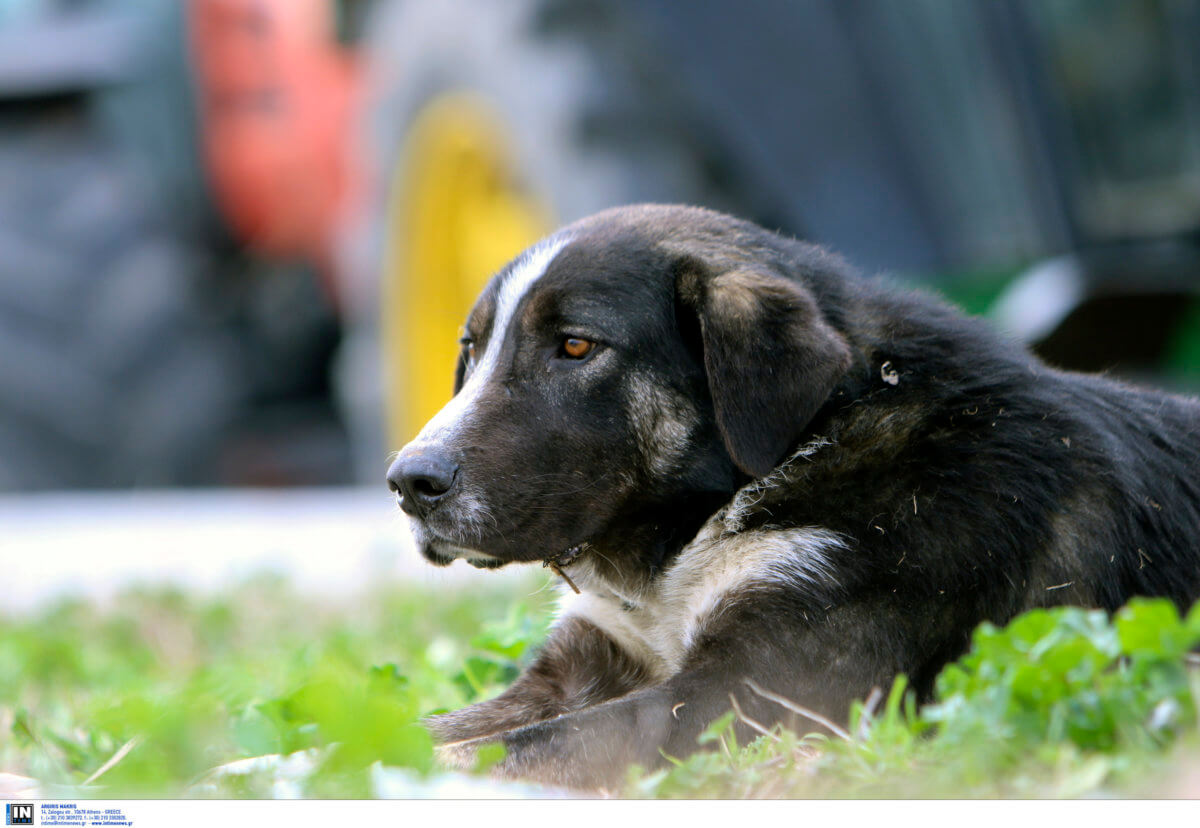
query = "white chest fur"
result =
(558, 523, 845, 681)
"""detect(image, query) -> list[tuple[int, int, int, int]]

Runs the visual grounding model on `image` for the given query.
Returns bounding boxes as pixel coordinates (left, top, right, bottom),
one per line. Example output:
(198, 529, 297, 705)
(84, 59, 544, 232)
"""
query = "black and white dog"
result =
(387, 204, 1200, 788)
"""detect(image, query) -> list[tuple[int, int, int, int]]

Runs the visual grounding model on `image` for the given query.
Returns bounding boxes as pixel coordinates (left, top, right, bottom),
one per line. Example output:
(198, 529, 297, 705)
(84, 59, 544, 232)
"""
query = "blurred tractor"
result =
(0, 0, 359, 488)
(340, 0, 1200, 476)
(4, 0, 1200, 490)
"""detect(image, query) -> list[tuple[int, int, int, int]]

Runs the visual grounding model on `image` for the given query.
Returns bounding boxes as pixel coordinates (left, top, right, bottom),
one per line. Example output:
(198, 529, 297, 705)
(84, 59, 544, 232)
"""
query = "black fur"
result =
(387, 204, 1200, 790)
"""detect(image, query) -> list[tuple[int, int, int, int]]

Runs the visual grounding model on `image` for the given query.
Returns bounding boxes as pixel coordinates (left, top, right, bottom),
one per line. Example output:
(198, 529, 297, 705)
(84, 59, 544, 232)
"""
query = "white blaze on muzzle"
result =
(409, 235, 571, 449)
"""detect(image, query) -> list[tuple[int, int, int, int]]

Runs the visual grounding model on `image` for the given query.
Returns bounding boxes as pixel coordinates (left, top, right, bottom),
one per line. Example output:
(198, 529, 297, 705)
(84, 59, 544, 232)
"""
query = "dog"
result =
(387, 204, 1200, 789)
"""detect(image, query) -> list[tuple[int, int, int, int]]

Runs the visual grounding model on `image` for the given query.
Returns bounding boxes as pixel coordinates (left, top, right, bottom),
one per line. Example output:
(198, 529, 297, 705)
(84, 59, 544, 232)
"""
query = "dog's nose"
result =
(387, 448, 459, 518)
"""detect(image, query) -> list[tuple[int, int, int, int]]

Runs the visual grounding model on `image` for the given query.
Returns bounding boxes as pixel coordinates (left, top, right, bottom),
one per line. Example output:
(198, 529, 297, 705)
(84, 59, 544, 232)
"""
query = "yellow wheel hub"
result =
(382, 94, 551, 445)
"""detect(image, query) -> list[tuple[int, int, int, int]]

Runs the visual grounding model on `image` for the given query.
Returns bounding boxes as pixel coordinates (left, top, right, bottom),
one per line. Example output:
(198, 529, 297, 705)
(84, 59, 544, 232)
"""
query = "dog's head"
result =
(387, 205, 854, 571)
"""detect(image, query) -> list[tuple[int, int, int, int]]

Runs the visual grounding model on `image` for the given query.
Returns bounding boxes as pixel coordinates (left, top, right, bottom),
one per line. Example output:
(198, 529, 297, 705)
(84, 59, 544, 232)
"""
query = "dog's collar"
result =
(541, 439, 834, 595)
(540, 440, 832, 597)
(716, 436, 833, 533)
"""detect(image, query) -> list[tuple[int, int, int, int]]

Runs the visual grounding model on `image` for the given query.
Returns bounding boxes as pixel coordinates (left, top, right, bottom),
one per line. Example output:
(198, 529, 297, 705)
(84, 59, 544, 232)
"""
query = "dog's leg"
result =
(426, 615, 655, 748)
(446, 597, 903, 789)
(436, 663, 735, 788)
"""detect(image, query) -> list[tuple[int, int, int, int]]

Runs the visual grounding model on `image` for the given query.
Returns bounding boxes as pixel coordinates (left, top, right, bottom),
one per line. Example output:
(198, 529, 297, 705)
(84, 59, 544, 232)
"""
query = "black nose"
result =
(387, 449, 459, 518)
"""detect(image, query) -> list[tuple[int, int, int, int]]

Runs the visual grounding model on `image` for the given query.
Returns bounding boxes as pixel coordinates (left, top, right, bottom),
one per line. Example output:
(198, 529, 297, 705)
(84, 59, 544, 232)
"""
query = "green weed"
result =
(2, 575, 1197, 798)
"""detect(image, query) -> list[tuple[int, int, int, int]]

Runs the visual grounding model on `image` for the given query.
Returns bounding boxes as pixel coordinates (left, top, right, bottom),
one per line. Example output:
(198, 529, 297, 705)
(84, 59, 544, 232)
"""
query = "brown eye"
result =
(561, 337, 595, 359)
(460, 339, 476, 363)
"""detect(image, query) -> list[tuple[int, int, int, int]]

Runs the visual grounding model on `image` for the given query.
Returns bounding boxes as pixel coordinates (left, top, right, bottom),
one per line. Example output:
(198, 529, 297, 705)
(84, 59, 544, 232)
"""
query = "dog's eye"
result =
(460, 339, 476, 364)
(560, 337, 596, 360)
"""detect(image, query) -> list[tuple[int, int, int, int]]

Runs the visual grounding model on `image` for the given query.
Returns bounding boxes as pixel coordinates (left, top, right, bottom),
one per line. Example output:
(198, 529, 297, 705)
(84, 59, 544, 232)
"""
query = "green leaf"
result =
(697, 711, 736, 746)
(231, 707, 280, 757)
(1116, 599, 1185, 657)
(473, 741, 506, 772)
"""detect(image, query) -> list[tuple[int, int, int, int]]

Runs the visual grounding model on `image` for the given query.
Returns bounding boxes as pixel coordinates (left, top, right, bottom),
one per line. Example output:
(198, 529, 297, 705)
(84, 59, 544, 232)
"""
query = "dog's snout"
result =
(387, 448, 460, 518)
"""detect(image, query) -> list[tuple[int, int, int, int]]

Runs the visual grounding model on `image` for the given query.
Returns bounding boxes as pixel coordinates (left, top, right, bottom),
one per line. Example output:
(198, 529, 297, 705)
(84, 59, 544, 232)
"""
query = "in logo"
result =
(5, 804, 33, 826)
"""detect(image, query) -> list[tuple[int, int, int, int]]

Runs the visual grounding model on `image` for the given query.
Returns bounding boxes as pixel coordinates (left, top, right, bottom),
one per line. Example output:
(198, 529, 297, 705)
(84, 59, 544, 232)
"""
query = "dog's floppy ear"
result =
(677, 258, 852, 478)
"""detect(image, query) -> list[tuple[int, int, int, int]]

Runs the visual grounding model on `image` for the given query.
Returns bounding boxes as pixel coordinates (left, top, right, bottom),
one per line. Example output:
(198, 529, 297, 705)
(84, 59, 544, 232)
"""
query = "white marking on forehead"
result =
(412, 235, 571, 445)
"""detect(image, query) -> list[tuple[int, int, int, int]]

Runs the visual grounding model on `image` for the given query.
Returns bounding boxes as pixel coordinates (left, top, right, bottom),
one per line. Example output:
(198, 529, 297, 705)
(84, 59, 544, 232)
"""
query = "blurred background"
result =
(3, 0, 1200, 603)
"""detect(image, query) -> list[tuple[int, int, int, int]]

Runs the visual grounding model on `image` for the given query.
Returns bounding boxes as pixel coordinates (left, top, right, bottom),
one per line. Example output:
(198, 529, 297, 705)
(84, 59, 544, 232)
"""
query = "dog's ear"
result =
(676, 259, 852, 478)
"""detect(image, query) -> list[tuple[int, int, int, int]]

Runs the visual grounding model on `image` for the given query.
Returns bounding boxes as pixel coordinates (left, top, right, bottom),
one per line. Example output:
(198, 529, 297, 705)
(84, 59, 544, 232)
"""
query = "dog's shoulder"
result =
(559, 441, 850, 679)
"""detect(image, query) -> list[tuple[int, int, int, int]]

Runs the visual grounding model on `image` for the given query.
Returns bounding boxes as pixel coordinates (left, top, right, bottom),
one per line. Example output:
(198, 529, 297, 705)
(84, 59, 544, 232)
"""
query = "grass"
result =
(2, 572, 1199, 798)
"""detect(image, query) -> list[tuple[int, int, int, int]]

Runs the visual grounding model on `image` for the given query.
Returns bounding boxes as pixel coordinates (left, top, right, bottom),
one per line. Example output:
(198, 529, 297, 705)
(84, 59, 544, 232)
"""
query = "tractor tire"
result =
(0, 105, 244, 489)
